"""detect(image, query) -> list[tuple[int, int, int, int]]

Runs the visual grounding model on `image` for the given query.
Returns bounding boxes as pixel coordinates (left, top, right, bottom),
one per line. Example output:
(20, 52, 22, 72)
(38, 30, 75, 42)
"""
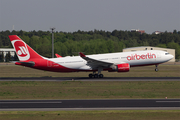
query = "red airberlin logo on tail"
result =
(127, 53, 156, 61)
(17, 46, 28, 56)
(14, 41, 28, 57)
(13, 40, 30, 61)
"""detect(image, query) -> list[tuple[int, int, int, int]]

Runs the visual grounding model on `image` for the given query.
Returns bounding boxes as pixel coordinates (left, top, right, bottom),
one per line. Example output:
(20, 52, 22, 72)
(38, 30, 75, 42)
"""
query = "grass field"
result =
(0, 64, 180, 99)
(0, 110, 180, 120)
(0, 81, 180, 99)
(0, 63, 180, 77)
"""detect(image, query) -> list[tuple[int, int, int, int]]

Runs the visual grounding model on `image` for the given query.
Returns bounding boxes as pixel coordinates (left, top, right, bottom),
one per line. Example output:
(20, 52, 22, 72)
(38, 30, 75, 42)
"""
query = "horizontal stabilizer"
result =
(15, 61, 35, 67)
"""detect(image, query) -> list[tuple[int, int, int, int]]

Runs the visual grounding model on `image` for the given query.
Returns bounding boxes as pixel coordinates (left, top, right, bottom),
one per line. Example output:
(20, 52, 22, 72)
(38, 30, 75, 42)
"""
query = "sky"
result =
(0, 0, 179, 34)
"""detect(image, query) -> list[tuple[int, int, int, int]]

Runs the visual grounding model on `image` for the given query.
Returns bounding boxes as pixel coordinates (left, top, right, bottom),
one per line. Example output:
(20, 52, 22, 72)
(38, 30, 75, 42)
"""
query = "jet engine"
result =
(109, 63, 130, 72)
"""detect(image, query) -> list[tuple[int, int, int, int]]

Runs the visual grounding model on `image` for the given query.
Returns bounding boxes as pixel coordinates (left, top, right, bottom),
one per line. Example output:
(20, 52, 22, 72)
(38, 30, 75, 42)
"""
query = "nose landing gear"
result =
(155, 65, 158, 72)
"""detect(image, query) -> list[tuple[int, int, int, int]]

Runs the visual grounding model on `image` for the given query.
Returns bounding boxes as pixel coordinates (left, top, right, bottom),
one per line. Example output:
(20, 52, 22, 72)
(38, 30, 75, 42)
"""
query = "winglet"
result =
(79, 52, 86, 57)
(55, 53, 62, 58)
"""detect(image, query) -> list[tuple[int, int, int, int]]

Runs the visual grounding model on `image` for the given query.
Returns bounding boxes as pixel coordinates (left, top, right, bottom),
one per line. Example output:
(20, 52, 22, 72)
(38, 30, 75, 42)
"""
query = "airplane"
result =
(55, 53, 62, 58)
(9, 35, 174, 78)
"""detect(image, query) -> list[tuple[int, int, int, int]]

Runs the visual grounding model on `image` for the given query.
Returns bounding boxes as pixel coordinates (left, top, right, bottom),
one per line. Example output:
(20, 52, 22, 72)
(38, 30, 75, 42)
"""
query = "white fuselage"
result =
(48, 50, 173, 71)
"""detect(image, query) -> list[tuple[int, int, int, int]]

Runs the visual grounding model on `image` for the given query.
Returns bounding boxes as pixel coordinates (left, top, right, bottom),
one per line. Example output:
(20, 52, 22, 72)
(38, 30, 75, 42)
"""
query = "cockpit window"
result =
(165, 53, 169, 55)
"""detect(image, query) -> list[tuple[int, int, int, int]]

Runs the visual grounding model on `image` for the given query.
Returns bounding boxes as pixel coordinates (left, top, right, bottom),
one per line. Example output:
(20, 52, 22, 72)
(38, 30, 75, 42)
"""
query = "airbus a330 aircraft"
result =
(9, 35, 174, 78)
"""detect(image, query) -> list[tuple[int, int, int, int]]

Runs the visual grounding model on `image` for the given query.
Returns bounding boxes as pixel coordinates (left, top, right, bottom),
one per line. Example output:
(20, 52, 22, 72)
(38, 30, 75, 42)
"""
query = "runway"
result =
(0, 77, 180, 81)
(0, 99, 180, 111)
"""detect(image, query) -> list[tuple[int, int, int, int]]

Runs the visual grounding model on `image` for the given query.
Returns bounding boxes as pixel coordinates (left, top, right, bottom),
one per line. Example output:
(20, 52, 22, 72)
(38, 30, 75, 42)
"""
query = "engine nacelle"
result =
(109, 63, 130, 72)
(117, 63, 130, 72)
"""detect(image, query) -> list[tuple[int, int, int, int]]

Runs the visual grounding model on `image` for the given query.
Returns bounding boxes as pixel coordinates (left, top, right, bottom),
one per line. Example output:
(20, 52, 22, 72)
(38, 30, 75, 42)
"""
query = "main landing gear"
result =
(89, 68, 104, 78)
(89, 73, 104, 78)
(155, 65, 158, 72)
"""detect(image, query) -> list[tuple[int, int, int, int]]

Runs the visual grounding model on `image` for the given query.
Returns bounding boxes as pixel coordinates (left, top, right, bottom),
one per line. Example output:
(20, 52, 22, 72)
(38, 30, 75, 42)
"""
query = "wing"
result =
(79, 52, 113, 69)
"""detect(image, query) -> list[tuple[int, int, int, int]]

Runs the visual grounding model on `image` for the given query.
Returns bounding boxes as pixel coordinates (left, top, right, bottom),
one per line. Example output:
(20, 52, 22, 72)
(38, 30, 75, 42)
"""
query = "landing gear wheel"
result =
(89, 74, 93, 78)
(99, 74, 104, 78)
(94, 74, 99, 78)
(155, 65, 158, 72)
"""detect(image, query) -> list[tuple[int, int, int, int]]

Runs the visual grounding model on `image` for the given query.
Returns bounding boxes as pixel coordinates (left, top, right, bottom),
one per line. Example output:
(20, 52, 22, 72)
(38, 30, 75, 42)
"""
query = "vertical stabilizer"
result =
(9, 35, 43, 61)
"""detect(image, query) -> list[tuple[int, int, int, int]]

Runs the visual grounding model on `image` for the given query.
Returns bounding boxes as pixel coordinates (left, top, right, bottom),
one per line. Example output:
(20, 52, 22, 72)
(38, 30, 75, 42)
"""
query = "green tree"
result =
(157, 44, 167, 48)
(167, 42, 180, 59)
(19, 35, 30, 44)
(106, 40, 114, 53)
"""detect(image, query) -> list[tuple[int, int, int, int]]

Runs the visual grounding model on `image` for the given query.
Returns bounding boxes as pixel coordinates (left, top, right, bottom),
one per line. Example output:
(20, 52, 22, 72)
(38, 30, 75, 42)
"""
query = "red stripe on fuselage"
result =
(17, 59, 78, 72)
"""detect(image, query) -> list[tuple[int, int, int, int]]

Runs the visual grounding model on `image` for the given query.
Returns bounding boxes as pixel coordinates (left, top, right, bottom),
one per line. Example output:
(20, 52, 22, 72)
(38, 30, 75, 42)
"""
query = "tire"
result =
(99, 74, 104, 78)
(89, 74, 93, 78)
(94, 74, 99, 78)
(155, 68, 158, 72)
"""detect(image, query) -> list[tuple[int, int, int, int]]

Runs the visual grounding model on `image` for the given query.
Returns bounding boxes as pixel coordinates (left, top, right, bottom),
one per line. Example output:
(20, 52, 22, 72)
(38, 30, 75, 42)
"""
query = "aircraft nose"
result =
(170, 54, 174, 59)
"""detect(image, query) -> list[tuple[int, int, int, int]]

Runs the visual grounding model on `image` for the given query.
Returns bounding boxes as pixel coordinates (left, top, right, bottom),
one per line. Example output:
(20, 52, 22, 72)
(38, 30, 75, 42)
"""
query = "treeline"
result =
(0, 30, 180, 60)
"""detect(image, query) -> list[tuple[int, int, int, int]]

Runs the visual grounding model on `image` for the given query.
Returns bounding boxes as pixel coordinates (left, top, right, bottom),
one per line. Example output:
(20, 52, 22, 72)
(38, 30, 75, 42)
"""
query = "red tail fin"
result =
(9, 35, 43, 61)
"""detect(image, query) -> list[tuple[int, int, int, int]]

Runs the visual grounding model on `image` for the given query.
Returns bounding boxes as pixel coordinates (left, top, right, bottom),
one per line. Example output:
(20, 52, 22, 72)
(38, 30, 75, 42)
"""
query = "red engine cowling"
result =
(116, 63, 129, 72)
(108, 63, 130, 72)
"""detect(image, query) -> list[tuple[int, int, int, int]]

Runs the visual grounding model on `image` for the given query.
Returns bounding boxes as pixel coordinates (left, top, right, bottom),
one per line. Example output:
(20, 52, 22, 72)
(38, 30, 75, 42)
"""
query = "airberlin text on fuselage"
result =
(127, 53, 156, 61)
